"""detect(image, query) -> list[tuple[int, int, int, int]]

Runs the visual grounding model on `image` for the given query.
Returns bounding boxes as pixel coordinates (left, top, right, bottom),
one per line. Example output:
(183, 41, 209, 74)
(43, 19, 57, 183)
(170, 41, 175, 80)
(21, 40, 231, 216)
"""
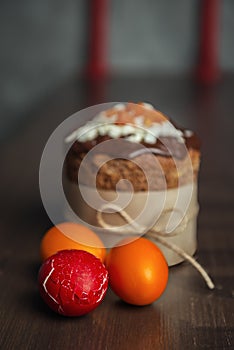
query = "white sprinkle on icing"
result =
(144, 133, 157, 144)
(107, 125, 123, 138)
(121, 125, 136, 135)
(141, 102, 154, 110)
(65, 130, 79, 143)
(113, 103, 125, 111)
(126, 133, 143, 143)
(184, 129, 193, 137)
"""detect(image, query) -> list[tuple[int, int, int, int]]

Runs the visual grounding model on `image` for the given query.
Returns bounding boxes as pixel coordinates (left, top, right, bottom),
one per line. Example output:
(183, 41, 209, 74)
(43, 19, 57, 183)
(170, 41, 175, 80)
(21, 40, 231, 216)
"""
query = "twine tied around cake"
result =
(96, 203, 215, 290)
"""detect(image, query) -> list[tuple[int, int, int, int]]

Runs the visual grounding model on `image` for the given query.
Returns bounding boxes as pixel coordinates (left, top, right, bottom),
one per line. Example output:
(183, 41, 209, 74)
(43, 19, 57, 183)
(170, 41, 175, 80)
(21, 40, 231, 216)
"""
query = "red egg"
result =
(38, 249, 108, 316)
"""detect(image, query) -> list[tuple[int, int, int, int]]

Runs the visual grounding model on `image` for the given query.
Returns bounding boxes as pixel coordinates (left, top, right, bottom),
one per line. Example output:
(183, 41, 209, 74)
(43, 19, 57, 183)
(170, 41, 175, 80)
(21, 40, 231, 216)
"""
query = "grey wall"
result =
(110, 0, 199, 73)
(221, 0, 234, 71)
(111, 0, 234, 73)
(0, 0, 87, 140)
(1, 0, 234, 140)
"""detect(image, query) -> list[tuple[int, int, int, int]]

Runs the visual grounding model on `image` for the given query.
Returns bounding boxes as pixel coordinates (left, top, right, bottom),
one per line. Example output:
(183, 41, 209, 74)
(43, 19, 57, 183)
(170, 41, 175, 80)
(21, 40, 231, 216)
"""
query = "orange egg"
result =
(105, 237, 168, 306)
(40, 222, 106, 263)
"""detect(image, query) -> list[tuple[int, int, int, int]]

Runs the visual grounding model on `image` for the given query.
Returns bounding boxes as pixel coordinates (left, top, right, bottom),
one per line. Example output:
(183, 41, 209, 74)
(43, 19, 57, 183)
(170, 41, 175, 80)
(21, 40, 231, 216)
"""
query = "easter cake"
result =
(64, 102, 200, 265)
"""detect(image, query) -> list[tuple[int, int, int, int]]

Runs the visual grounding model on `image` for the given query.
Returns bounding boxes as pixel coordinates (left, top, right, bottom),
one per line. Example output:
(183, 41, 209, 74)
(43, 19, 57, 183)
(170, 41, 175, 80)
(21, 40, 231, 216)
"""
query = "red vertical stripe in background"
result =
(86, 0, 109, 80)
(196, 0, 221, 84)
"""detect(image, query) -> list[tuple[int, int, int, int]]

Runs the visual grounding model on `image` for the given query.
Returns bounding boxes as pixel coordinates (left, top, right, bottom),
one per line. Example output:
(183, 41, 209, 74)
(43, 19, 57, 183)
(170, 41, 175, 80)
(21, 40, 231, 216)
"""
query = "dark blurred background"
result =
(0, 0, 234, 142)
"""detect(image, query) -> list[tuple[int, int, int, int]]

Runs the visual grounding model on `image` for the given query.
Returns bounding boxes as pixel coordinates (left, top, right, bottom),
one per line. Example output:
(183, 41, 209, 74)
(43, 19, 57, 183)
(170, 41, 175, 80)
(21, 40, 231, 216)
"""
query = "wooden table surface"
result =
(0, 75, 233, 349)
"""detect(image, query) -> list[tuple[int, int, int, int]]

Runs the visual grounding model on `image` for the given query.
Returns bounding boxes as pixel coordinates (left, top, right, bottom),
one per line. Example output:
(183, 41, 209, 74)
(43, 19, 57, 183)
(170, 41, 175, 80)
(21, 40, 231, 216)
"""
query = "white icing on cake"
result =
(65, 103, 185, 144)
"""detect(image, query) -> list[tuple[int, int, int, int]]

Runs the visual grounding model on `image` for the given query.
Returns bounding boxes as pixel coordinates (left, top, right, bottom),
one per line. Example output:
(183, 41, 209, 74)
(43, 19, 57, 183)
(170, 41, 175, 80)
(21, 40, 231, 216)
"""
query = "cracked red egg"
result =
(38, 249, 109, 316)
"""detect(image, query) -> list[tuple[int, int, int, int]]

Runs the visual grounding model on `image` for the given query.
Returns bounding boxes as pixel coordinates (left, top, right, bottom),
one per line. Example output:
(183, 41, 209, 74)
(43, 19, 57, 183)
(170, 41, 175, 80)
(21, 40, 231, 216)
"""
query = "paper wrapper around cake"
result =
(64, 144, 200, 266)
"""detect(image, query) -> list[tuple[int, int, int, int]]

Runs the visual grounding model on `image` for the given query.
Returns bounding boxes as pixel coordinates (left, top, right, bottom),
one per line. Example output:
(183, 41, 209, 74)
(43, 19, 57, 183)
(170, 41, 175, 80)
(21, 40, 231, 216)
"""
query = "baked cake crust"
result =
(64, 103, 200, 191)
